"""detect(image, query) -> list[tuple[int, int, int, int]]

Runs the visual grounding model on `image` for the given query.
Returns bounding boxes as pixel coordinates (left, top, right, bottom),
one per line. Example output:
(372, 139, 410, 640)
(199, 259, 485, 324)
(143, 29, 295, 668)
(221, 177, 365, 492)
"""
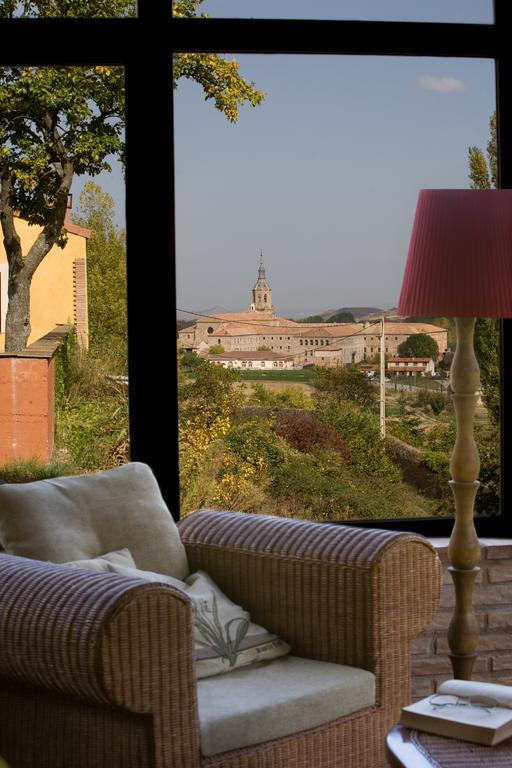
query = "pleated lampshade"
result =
(398, 189, 512, 318)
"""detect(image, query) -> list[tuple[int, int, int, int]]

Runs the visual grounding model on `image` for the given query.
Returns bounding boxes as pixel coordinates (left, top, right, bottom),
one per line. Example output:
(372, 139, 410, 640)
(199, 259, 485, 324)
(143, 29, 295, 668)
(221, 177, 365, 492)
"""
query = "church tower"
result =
(250, 252, 274, 314)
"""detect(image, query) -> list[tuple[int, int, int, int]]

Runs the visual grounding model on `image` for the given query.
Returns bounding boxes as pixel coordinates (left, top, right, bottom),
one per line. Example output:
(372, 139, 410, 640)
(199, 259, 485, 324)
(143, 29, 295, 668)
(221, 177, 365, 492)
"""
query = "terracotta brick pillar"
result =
(0, 325, 71, 465)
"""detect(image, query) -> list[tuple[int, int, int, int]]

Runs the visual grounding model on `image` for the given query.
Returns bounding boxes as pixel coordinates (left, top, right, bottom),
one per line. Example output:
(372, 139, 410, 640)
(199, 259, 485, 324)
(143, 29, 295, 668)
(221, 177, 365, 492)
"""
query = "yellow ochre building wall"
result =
(0, 214, 90, 352)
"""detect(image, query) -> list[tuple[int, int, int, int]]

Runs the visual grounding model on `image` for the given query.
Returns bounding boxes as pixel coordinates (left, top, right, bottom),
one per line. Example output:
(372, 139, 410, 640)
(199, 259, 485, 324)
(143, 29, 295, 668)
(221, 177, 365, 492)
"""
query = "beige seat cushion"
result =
(197, 655, 376, 756)
(0, 462, 189, 580)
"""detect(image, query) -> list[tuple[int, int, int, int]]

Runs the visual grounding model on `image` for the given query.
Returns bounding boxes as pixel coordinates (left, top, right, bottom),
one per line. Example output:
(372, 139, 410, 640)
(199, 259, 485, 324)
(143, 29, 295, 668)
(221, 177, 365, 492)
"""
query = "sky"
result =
(74, 0, 496, 318)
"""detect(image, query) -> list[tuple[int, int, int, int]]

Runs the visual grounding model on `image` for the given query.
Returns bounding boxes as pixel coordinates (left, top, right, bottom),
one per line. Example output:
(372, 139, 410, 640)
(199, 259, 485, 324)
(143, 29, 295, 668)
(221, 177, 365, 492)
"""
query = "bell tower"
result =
(250, 252, 274, 313)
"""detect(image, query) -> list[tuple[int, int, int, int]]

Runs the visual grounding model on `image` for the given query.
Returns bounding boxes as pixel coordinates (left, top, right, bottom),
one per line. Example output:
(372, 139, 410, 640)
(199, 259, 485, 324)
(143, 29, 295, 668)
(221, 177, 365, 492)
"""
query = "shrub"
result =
(313, 364, 377, 409)
(55, 334, 129, 472)
(0, 457, 74, 484)
(268, 446, 436, 521)
(315, 396, 401, 482)
(274, 409, 349, 462)
(422, 450, 449, 475)
(416, 389, 447, 415)
(248, 383, 313, 409)
(224, 418, 284, 475)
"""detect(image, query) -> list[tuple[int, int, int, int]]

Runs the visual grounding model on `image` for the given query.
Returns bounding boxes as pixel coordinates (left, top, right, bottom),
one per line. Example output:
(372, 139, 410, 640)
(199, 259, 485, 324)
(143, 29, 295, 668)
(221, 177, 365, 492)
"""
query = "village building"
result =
(386, 357, 436, 377)
(361, 322, 447, 360)
(0, 210, 90, 352)
(207, 350, 294, 370)
(177, 257, 449, 369)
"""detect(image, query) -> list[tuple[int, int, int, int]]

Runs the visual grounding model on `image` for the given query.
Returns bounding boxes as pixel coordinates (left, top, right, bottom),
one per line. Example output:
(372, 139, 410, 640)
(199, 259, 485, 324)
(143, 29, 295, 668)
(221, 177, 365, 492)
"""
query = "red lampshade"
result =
(398, 189, 512, 318)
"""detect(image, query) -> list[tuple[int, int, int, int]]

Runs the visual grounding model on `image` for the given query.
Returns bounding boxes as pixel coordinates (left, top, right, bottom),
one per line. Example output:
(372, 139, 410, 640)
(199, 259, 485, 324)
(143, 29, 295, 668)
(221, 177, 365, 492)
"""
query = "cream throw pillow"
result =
(84, 558, 290, 679)
(65, 548, 136, 572)
(0, 462, 189, 580)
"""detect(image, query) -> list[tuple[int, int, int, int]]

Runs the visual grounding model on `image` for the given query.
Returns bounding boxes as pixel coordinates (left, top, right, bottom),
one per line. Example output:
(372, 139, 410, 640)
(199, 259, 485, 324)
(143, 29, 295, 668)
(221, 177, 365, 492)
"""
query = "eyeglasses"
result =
(429, 694, 498, 714)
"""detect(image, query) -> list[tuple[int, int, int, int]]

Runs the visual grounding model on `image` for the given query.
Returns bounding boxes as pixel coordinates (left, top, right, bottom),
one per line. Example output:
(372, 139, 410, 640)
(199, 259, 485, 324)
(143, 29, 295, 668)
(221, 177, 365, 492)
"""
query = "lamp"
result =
(398, 189, 512, 680)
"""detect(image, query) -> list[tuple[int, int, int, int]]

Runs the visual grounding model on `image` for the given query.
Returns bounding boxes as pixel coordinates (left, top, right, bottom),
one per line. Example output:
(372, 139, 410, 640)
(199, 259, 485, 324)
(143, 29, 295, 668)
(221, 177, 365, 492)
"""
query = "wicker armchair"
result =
(0, 509, 440, 768)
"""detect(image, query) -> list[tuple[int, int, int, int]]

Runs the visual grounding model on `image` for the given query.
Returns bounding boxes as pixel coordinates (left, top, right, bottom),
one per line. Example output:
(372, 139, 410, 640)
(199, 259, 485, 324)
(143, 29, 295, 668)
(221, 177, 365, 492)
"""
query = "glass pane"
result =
(197, 0, 493, 24)
(174, 53, 498, 522)
(0, 65, 129, 481)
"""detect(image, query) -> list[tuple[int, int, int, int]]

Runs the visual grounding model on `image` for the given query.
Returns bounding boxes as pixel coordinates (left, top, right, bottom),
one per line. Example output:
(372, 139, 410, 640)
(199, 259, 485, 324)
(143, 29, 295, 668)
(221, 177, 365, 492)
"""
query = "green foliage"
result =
(225, 419, 284, 475)
(0, 457, 73, 483)
(398, 333, 439, 360)
(475, 421, 500, 516)
(269, 447, 433, 521)
(173, 0, 265, 124)
(299, 315, 325, 323)
(74, 183, 127, 372)
(415, 389, 447, 415)
(327, 311, 356, 323)
(474, 318, 500, 423)
(248, 382, 313, 409)
(315, 396, 401, 482)
(257, 345, 272, 351)
(179, 351, 202, 371)
(421, 450, 449, 475)
(0, 0, 135, 17)
(0, 0, 263, 352)
(209, 344, 225, 354)
(468, 115, 500, 426)
(273, 409, 350, 461)
(0, 66, 125, 226)
(55, 333, 129, 471)
(180, 359, 242, 424)
(468, 112, 496, 190)
(314, 364, 376, 409)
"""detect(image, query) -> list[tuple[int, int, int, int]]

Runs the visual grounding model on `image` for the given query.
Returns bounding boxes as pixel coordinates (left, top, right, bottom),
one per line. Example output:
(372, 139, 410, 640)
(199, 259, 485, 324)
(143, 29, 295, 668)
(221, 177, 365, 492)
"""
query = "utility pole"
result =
(380, 316, 386, 439)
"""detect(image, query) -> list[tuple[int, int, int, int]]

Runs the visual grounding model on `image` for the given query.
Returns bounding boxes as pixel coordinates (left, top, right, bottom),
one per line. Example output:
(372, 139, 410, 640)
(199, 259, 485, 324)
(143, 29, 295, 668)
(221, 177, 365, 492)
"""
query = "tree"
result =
(0, 0, 264, 353)
(300, 315, 325, 323)
(313, 364, 376, 409)
(468, 113, 500, 422)
(73, 183, 127, 371)
(398, 333, 439, 360)
(172, 2, 264, 124)
(474, 319, 500, 423)
(0, 56, 125, 351)
(468, 113, 497, 190)
(209, 344, 225, 354)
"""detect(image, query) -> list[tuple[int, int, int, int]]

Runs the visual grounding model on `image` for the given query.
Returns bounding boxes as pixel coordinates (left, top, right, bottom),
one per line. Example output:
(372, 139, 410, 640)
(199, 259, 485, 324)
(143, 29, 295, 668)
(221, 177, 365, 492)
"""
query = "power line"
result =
(177, 308, 449, 340)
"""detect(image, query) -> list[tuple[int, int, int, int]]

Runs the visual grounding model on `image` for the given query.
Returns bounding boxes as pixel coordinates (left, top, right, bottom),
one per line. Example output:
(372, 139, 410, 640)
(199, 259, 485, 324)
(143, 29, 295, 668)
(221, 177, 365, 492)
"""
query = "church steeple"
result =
(250, 251, 274, 313)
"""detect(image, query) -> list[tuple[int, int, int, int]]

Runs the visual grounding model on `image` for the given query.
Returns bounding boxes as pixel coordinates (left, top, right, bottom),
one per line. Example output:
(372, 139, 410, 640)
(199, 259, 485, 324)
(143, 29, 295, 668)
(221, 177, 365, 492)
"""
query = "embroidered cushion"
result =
(81, 558, 290, 679)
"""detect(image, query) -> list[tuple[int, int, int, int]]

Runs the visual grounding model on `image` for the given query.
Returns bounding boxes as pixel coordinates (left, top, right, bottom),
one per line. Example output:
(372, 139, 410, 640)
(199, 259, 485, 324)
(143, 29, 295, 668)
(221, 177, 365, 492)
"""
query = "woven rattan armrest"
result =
(179, 510, 441, 703)
(0, 553, 201, 765)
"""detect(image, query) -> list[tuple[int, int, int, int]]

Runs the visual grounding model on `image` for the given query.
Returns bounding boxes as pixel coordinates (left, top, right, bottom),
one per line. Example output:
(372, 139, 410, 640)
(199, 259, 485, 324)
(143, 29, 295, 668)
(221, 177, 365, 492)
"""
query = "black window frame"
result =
(1, 1, 510, 537)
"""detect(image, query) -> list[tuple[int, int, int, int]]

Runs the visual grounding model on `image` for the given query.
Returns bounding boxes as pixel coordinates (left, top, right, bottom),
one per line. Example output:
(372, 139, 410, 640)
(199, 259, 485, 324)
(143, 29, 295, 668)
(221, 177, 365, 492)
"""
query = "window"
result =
(10, 3, 510, 537)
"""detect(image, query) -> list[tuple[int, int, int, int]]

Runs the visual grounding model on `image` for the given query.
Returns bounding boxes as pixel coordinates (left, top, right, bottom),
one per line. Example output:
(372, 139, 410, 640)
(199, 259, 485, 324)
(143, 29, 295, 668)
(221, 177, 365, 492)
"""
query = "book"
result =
(400, 679, 512, 746)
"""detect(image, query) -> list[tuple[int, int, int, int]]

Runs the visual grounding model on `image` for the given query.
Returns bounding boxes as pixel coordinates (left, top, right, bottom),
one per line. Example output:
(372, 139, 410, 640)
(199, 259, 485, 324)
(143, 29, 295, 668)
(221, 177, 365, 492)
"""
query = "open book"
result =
(401, 679, 512, 746)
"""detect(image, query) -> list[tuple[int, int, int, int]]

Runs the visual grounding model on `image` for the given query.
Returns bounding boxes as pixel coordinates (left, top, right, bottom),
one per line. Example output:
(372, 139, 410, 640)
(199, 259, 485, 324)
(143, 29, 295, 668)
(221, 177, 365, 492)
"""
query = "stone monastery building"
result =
(178, 256, 448, 369)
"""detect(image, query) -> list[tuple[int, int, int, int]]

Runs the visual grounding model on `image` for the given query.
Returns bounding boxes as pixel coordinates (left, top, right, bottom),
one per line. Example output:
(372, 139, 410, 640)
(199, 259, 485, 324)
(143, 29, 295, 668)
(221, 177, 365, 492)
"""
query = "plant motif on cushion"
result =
(193, 592, 250, 667)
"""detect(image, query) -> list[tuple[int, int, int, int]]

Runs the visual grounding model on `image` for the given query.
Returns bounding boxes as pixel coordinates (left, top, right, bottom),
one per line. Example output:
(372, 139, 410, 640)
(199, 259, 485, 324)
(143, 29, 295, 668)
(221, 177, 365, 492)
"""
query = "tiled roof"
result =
(213, 322, 302, 337)
(364, 322, 447, 335)
(299, 323, 363, 339)
(388, 357, 432, 363)
(198, 311, 300, 327)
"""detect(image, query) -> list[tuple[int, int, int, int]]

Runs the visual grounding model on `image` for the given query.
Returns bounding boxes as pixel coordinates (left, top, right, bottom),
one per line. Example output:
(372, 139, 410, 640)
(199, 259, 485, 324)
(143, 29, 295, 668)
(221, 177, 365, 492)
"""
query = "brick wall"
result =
(0, 325, 70, 464)
(411, 538, 512, 699)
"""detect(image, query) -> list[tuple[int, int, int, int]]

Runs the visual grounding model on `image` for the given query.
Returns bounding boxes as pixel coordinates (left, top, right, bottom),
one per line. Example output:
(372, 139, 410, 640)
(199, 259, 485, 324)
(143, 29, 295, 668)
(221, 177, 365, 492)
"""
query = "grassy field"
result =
(238, 369, 317, 383)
